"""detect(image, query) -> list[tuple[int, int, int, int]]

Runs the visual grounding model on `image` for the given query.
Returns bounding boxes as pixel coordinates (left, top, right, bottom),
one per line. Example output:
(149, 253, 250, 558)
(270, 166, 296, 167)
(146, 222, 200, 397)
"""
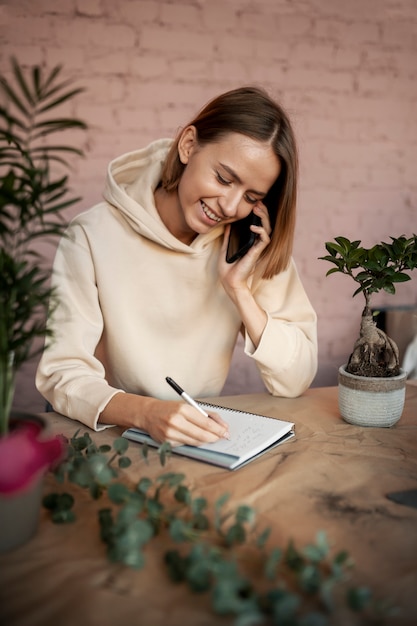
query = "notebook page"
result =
(196, 403, 293, 458)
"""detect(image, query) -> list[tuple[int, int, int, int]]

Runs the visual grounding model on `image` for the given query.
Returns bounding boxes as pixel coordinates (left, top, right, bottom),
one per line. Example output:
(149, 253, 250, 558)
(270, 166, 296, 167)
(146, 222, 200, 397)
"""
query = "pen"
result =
(165, 376, 210, 418)
(165, 376, 231, 439)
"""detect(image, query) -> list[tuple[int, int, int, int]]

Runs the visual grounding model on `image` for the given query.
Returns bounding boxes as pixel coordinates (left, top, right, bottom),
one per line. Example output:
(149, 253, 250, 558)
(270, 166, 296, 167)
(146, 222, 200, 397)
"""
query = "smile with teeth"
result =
(201, 200, 222, 222)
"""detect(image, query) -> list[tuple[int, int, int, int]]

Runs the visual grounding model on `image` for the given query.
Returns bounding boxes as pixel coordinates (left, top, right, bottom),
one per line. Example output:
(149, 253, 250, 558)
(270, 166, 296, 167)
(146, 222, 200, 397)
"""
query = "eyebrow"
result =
(219, 162, 267, 197)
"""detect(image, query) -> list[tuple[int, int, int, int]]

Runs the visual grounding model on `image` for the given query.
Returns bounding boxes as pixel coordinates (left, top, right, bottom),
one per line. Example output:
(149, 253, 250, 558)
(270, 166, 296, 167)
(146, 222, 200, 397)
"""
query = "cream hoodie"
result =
(36, 139, 318, 430)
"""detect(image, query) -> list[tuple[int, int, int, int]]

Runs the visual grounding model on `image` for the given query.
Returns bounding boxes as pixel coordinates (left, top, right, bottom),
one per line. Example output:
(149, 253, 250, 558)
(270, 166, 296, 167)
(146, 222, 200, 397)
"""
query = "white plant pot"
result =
(0, 475, 44, 553)
(338, 364, 407, 427)
(0, 413, 47, 553)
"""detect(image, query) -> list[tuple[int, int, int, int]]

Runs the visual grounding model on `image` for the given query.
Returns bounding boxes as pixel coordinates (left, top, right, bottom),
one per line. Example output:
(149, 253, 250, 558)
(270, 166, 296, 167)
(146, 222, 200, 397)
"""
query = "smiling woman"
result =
(36, 86, 318, 446)
(154, 130, 279, 245)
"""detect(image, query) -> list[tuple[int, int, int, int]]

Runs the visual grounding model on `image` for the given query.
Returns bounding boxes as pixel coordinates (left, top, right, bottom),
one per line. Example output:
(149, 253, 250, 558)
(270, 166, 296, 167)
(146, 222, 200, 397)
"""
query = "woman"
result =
(36, 86, 317, 446)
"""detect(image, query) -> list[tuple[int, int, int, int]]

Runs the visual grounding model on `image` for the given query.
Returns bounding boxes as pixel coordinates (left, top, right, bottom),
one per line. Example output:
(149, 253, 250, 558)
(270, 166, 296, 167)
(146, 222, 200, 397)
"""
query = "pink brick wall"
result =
(1, 0, 416, 410)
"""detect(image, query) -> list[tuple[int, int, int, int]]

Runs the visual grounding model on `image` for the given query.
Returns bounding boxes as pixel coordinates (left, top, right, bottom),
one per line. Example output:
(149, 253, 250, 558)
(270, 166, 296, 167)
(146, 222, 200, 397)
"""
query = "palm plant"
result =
(0, 57, 88, 435)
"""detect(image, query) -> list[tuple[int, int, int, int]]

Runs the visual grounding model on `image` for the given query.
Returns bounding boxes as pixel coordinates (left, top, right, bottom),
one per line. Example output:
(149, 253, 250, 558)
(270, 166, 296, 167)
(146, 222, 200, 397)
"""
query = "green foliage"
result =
(319, 235, 417, 305)
(0, 57, 87, 434)
(319, 235, 417, 377)
(43, 431, 388, 625)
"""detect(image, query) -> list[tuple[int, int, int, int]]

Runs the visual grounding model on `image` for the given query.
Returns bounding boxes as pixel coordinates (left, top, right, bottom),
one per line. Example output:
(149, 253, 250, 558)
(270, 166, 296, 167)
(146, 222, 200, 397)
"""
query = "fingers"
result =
(220, 223, 231, 257)
(207, 410, 230, 437)
(168, 405, 230, 445)
(146, 401, 230, 447)
(253, 201, 271, 235)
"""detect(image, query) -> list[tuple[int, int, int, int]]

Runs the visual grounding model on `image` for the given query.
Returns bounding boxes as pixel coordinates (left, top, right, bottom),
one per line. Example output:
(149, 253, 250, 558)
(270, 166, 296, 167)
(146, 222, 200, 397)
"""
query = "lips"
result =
(201, 200, 222, 223)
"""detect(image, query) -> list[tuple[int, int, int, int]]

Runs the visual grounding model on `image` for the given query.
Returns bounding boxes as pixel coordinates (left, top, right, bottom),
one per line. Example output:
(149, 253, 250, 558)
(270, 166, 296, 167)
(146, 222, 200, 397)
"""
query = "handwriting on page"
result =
(202, 416, 276, 455)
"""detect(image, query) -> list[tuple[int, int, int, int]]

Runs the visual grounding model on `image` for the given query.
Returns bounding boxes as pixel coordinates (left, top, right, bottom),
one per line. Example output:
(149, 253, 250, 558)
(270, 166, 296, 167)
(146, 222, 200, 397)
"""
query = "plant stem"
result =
(0, 352, 15, 436)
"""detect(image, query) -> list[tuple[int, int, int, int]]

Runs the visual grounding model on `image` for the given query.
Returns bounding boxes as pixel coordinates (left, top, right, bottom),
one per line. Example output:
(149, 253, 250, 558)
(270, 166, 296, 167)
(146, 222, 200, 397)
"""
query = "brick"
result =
(116, 106, 159, 131)
(159, 3, 202, 28)
(311, 0, 384, 22)
(44, 46, 85, 72)
(252, 38, 290, 62)
(51, 17, 136, 48)
(80, 75, 128, 103)
(86, 49, 135, 74)
(4, 0, 74, 19)
(140, 27, 215, 56)
(215, 34, 257, 59)
(403, 160, 417, 186)
(75, 0, 103, 17)
(130, 54, 169, 79)
(356, 69, 408, 97)
(1, 45, 44, 69)
(4, 16, 54, 45)
(119, 0, 159, 23)
(171, 59, 214, 81)
(285, 67, 354, 92)
(79, 104, 117, 128)
(382, 19, 417, 48)
(236, 9, 280, 36)
(314, 18, 380, 45)
(275, 14, 312, 38)
(292, 41, 361, 70)
(202, 1, 239, 31)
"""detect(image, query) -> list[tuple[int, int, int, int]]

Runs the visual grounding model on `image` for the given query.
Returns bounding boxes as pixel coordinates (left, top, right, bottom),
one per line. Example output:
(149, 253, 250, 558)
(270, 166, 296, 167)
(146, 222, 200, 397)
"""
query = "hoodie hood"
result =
(102, 138, 224, 253)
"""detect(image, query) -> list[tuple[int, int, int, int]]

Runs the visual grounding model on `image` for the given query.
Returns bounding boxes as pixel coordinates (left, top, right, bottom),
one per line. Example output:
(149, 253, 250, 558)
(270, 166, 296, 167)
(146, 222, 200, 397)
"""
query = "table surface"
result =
(1, 384, 416, 626)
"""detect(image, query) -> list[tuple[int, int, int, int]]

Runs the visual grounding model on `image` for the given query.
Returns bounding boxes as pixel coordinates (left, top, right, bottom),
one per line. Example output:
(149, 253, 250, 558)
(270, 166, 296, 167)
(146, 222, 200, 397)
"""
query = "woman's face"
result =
(175, 128, 280, 242)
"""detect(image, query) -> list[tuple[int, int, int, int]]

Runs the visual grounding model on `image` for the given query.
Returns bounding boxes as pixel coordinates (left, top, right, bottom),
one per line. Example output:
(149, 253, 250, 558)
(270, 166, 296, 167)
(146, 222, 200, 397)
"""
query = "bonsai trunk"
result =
(346, 305, 401, 377)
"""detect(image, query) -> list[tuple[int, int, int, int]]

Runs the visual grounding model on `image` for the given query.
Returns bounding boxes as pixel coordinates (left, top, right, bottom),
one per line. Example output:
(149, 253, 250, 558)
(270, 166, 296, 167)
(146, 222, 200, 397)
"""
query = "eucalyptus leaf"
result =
(137, 476, 152, 494)
(118, 456, 132, 469)
(175, 484, 191, 504)
(113, 437, 129, 455)
(107, 482, 131, 504)
(347, 586, 372, 612)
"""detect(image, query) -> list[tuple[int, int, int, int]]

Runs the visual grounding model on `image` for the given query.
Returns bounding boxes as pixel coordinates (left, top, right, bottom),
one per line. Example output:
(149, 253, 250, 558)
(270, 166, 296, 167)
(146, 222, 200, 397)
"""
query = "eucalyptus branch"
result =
(43, 431, 391, 624)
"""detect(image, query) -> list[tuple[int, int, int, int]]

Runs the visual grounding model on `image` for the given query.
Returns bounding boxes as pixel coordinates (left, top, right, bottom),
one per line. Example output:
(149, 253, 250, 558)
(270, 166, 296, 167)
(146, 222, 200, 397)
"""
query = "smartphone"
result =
(226, 212, 262, 264)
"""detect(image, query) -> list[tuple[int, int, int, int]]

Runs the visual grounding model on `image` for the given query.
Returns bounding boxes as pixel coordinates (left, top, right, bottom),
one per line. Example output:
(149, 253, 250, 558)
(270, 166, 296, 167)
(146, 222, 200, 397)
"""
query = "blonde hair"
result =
(161, 86, 298, 279)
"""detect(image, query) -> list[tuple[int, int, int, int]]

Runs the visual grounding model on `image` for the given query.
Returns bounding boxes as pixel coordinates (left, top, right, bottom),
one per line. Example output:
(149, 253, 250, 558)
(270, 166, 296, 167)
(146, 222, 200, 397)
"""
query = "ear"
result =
(177, 125, 198, 164)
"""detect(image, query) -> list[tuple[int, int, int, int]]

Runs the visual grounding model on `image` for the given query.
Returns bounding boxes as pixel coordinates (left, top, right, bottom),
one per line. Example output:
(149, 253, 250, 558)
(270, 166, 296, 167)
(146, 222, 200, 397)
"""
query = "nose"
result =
(218, 188, 242, 218)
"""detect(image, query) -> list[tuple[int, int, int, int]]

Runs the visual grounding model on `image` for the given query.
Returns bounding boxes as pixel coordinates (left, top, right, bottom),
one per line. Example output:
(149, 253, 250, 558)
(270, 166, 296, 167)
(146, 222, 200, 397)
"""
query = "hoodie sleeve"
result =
(36, 222, 123, 430)
(244, 259, 318, 397)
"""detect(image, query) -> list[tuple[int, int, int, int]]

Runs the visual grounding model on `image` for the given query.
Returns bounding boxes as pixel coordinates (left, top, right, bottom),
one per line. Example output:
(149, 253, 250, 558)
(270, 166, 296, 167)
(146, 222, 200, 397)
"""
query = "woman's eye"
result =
(216, 172, 231, 185)
(245, 194, 258, 204)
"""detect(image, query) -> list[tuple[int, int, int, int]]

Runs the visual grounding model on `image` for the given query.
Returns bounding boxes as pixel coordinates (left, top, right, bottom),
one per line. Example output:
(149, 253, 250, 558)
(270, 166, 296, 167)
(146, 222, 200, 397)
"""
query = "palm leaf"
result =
(0, 58, 88, 415)
(32, 118, 88, 131)
(0, 75, 30, 119)
(38, 87, 86, 113)
(41, 65, 63, 93)
(32, 66, 41, 97)
(31, 144, 85, 156)
(11, 56, 35, 108)
(31, 124, 87, 143)
(0, 106, 27, 132)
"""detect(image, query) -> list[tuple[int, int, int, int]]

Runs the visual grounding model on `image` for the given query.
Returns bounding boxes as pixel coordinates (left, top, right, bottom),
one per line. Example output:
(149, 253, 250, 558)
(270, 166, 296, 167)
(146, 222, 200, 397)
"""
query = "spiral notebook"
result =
(122, 402, 295, 470)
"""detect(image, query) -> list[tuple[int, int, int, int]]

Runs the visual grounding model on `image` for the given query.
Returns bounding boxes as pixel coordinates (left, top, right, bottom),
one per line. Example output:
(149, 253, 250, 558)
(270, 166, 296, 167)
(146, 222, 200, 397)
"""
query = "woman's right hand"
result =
(99, 392, 230, 446)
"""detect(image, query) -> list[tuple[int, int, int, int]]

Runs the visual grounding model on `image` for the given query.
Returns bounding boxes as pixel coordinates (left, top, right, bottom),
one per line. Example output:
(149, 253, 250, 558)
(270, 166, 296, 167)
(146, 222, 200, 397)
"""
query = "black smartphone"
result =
(226, 212, 262, 264)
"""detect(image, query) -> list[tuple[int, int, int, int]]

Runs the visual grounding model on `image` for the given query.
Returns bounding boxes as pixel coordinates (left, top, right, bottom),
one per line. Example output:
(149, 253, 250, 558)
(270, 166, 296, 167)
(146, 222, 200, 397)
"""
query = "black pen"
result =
(166, 377, 210, 418)
(166, 377, 231, 439)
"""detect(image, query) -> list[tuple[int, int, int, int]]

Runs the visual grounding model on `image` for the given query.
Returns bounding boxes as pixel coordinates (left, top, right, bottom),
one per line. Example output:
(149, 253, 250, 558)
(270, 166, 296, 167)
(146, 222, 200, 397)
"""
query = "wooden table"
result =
(1, 385, 416, 626)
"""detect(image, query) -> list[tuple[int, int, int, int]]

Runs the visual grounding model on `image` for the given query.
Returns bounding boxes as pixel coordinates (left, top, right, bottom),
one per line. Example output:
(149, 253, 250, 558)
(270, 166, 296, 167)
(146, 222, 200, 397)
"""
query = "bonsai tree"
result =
(0, 56, 87, 435)
(320, 235, 417, 378)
